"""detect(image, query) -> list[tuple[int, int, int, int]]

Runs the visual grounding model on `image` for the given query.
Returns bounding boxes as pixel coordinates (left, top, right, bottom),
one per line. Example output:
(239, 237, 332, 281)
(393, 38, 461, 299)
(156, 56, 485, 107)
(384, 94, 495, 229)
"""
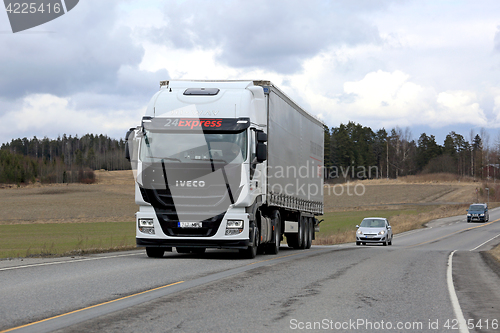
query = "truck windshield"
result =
(140, 130, 247, 164)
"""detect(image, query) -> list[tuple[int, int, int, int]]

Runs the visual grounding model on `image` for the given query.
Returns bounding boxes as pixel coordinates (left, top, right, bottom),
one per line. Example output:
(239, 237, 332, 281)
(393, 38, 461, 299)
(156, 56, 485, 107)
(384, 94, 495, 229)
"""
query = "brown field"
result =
(0, 170, 136, 225)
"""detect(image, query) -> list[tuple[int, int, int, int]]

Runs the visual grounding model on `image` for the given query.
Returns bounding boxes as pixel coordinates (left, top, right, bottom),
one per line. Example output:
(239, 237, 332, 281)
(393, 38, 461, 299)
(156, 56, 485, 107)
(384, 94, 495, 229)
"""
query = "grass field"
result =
(0, 222, 136, 258)
(0, 171, 497, 258)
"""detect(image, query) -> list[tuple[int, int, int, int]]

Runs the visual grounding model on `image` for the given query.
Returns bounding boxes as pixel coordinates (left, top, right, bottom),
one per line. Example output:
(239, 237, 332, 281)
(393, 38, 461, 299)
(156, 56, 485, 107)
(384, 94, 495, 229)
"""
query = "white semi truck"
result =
(126, 80, 324, 258)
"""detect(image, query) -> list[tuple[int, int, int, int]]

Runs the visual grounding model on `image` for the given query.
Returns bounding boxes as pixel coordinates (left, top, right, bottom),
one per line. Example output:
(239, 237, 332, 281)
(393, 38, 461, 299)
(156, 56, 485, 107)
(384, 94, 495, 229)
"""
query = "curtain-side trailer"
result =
(126, 80, 324, 258)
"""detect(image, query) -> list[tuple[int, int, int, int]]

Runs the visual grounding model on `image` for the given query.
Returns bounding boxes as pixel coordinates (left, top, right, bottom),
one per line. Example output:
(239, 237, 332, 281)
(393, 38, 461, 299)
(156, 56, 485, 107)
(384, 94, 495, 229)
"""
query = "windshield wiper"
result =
(160, 157, 182, 163)
(198, 158, 228, 164)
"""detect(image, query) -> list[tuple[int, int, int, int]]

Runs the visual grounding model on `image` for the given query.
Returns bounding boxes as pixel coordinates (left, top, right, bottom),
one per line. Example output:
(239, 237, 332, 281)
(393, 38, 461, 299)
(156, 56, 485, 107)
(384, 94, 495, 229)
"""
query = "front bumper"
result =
(137, 238, 250, 249)
(136, 205, 250, 249)
(357, 235, 389, 243)
(467, 215, 486, 222)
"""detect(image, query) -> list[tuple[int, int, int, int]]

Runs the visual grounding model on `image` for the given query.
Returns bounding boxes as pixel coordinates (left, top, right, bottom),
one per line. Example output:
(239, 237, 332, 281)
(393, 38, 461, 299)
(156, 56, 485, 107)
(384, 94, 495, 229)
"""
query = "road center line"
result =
(0, 281, 184, 333)
(447, 251, 469, 333)
(405, 219, 499, 248)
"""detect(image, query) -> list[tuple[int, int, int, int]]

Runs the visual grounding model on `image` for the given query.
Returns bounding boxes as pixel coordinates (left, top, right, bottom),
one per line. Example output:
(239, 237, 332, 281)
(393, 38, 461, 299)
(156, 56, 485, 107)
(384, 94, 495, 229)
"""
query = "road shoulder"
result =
(453, 251, 500, 332)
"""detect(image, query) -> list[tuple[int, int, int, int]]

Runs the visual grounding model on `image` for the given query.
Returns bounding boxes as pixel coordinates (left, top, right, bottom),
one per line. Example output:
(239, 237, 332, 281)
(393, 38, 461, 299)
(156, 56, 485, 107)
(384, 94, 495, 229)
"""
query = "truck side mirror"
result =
(257, 131, 267, 142)
(256, 142, 267, 163)
(125, 128, 134, 161)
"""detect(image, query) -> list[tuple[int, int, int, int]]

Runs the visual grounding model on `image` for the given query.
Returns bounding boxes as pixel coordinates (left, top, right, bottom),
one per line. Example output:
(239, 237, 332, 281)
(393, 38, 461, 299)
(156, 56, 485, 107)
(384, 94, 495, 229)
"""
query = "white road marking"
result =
(469, 233, 500, 251)
(447, 250, 469, 333)
(0, 252, 142, 272)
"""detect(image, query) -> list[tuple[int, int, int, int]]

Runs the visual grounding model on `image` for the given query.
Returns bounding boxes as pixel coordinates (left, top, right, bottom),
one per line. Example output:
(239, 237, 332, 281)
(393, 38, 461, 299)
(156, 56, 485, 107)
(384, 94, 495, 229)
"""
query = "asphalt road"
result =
(1, 210, 499, 333)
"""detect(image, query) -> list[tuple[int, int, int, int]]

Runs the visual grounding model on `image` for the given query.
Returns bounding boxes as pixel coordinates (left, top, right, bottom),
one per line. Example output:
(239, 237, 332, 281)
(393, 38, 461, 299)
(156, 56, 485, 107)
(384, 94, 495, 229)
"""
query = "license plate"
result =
(178, 222, 202, 228)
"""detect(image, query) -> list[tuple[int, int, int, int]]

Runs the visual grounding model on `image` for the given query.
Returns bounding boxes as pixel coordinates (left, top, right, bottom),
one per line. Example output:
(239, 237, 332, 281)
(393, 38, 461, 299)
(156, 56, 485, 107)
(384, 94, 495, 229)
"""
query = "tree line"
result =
(0, 124, 495, 184)
(0, 134, 130, 184)
(324, 122, 493, 181)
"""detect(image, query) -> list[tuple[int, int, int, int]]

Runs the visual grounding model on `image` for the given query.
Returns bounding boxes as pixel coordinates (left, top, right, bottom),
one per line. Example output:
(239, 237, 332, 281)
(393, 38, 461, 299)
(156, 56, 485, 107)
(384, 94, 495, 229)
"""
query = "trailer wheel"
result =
(146, 247, 165, 258)
(286, 216, 304, 249)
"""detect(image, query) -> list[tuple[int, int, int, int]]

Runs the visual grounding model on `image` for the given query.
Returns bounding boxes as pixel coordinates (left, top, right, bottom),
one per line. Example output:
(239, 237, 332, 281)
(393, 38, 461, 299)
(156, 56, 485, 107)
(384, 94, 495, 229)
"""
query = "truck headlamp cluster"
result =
(225, 220, 244, 235)
(138, 218, 155, 234)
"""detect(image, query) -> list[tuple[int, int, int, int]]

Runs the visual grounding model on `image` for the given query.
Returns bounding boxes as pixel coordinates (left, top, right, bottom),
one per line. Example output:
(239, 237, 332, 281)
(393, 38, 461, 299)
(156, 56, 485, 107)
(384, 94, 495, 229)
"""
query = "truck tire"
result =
(286, 216, 304, 249)
(146, 247, 165, 258)
(297, 217, 305, 249)
(266, 212, 281, 255)
(240, 226, 259, 259)
(299, 217, 308, 249)
(305, 218, 313, 249)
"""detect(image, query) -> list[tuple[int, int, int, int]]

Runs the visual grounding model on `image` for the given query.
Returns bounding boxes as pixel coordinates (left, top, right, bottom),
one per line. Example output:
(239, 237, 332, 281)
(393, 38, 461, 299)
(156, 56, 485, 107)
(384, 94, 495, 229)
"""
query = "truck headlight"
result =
(225, 220, 244, 235)
(138, 218, 155, 234)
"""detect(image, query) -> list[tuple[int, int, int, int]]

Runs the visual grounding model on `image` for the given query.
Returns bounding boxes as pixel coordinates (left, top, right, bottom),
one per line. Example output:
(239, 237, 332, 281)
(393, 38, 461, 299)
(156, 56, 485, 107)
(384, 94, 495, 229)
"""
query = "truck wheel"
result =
(295, 217, 304, 249)
(266, 213, 281, 255)
(240, 226, 259, 259)
(146, 247, 165, 258)
(305, 218, 313, 249)
(299, 217, 307, 249)
(286, 218, 305, 249)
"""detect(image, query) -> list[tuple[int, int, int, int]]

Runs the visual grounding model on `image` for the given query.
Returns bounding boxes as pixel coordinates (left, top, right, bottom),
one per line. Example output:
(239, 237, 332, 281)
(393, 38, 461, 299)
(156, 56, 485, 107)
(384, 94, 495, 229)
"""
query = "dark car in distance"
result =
(467, 203, 489, 223)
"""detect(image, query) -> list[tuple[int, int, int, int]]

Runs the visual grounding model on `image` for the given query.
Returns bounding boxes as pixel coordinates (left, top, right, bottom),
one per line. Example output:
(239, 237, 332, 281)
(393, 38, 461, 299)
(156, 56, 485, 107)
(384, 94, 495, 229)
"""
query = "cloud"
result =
(0, 0, 146, 100)
(1, 0, 500, 146)
(299, 69, 488, 129)
(434, 91, 486, 127)
(495, 26, 500, 52)
(146, 0, 390, 74)
(0, 94, 143, 143)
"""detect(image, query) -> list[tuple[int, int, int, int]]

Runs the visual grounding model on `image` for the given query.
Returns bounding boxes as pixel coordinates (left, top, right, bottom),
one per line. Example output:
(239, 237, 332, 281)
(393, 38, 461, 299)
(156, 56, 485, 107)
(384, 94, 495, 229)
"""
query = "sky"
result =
(1, 0, 500, 146)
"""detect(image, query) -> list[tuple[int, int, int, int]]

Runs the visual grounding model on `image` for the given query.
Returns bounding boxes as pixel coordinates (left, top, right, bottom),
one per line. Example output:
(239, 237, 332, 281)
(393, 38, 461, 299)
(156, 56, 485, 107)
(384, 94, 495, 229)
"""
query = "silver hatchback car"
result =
(356, 217, 393, 246)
